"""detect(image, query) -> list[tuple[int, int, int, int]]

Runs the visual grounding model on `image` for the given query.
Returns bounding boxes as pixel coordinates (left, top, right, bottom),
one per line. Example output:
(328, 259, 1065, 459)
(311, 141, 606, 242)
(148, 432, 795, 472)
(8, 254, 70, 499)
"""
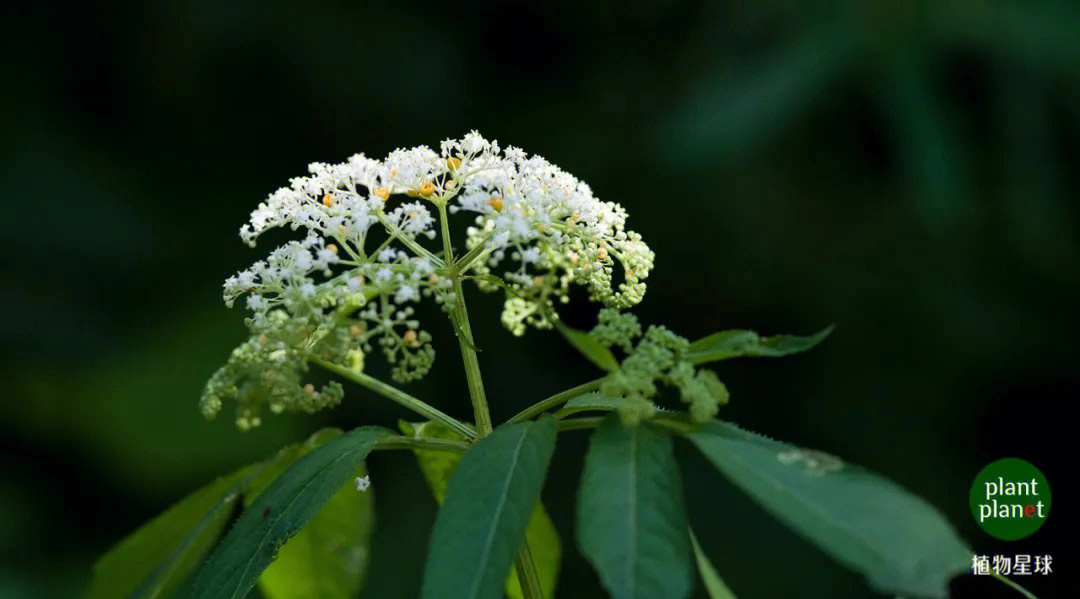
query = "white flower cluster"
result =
(446, 132, 654, 332)
(203, 131, 653, 428)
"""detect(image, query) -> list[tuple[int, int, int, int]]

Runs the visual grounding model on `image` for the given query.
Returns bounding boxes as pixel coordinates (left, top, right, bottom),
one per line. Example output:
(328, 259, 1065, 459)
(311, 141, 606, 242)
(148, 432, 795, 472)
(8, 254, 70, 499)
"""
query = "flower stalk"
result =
(310, 356, 476, 440)
(509, 378, 604, 423)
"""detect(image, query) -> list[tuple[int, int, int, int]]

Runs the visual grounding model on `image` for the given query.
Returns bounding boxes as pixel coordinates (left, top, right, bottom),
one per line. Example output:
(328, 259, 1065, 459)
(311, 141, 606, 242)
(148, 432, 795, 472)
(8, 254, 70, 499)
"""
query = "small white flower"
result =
(355, 475, 371, 492)
(394, 285, 418, 304)
(519, 248, 541, 264)
(314, 248, 339, 274)
(236, 271, 256, 288)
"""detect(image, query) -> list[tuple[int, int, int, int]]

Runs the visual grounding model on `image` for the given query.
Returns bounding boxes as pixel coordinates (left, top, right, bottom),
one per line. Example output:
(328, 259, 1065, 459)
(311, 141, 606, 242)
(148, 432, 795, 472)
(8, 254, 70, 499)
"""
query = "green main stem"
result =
(437, 197, 543, 598)
(438, 199, 493, 438)
(514, 539, 544, 598)
(450, 277, 492, 436)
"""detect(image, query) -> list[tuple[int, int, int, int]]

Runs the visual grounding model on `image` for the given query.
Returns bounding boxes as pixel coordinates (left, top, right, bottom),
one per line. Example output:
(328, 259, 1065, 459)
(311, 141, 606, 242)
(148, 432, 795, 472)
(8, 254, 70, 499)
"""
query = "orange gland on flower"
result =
(411, 181, 436, 197)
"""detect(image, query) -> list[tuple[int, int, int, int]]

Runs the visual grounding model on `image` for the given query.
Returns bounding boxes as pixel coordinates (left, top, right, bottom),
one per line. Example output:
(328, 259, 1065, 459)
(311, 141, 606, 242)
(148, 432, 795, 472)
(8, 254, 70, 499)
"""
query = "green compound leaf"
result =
(577, 417, 694, 599)
(85, 466, 253, 599)
(554, 393, 624, 419)
(247, 429, 376, 599)
(192, 426, 392, 599)
(243, 428, 345, 503)
(685, 325, 834, 365)
(684, 421, 970, 598)
(421, 417, 558, 599)
(400, 420, 562, 599)
(555, 320, 620, 372)
(256, 463, 375, 599)
(555, 394, 677, 420)
(504, 507, 561, 599)
(689, 528, 737, 599)
(399, 420, 467, 503)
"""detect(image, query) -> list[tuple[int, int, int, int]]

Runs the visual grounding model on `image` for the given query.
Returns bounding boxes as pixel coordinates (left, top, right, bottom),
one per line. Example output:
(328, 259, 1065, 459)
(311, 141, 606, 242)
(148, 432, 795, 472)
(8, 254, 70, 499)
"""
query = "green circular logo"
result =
(970, 458, 1050, 540)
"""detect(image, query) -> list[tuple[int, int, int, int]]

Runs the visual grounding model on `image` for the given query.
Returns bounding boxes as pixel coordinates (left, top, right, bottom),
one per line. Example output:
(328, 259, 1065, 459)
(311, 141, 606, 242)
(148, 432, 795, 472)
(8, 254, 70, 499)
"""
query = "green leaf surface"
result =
(577, 417, 694, 599)
(243, 429, 344, 505)
(257, 463, 375, 599)
(554, 393, 623, 419)
(685, 325, 833, 365)
(85, 466, 253, 599)
(401, 420, 562, 599)
(684, 421, 970, 598)
(689, 528, 737, 599)
(399, 420, 466, 503)
(554, 394, 677, 420)
(555, 321, 620, 372)
(192, 426, 392, 599)
(248, 428, 376, 599)
(421, 417, 558, 599)
(504, 505, 561, 599)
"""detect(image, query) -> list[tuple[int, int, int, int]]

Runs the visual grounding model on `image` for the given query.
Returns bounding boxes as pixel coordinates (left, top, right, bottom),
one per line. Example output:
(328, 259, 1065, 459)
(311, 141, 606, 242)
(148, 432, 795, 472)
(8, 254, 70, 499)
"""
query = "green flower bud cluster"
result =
(199, 314, 346, 430)
(499, 296, 554, 337)
(354, 299, 435, 383)
(589, 308, 643, 352)
(594, 314, 729, 425)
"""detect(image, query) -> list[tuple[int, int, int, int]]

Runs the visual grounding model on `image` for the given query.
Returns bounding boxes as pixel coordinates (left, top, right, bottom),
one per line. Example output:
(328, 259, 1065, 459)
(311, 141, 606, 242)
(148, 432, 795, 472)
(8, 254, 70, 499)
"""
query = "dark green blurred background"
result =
(3, 1, 1076, 597)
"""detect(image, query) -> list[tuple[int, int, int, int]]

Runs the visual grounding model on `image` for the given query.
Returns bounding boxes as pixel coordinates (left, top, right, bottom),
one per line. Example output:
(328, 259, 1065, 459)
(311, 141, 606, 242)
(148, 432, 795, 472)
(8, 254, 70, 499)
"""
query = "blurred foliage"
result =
(2, 1, 1076, 597)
